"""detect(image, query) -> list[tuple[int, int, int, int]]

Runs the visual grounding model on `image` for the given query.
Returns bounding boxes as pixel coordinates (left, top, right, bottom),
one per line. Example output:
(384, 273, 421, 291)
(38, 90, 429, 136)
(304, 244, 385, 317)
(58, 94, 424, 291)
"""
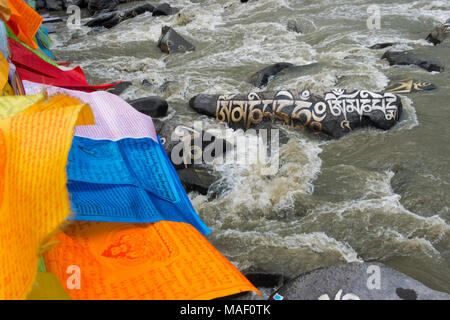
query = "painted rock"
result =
(269, 262, 450, 300)
(386, 79, 436, 94)
(189, 89, 403, 138)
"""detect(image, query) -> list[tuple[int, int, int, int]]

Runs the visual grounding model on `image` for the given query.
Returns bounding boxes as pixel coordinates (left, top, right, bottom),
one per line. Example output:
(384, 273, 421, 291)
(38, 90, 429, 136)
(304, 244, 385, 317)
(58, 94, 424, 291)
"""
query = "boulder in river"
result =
(104, 81, 132, 95)
(63, 0, 85, 8)
(158, 26, 195, 54)
(85, 3, 154, 29)
(190, 89, 403, 138)
(176, 166, 220, 195)
(249, 63, 293, 88)
(369, 42, 398, 50)
(152, 3, 179, 16)
(44, 0, 64, 11)
(88, 0, 118, 16)
(154, 120, 232, 169)
(129, 96, 168, 118)
(249, 62, 318, 88)
(425, 18, 449, 45)
(287, 20, 301, 33)
(382, 50, 443, 72)
(269, 262, 450, 300)
(385, 79, 436, 94)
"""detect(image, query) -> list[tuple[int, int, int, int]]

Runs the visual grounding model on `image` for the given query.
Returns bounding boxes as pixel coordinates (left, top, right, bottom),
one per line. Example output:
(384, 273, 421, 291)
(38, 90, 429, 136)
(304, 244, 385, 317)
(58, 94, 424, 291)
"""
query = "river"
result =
(48, 0, 450, 296)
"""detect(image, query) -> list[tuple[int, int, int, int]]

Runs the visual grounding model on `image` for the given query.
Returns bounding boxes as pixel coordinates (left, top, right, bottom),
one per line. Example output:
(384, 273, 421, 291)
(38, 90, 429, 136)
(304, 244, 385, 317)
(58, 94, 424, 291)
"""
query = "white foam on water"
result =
(395, 96, 419, 131)
(209, 229, 361, 276)
(192, 129, 323, 217)
(302, 170, 450, 261)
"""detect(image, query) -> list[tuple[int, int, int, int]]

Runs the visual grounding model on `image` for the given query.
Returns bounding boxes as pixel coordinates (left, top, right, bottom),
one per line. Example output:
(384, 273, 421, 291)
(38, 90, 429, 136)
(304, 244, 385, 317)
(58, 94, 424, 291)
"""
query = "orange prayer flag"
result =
(0, 51, 9, 91)
(0, 0, 42, 49)
(0, 94, 94, 300)
(44, 221, 260, 300)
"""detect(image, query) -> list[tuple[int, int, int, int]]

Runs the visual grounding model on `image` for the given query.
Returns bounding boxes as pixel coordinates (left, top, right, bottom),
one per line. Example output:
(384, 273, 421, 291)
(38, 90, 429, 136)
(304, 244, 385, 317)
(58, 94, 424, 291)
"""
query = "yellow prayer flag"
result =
(0, 94, 94, 299)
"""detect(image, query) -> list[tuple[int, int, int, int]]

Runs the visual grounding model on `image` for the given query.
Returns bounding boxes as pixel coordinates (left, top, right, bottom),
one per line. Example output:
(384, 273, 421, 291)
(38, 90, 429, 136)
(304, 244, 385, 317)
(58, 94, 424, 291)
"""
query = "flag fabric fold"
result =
(0, 94, 94, 299)
(9, 38, 121, 92)
(44, 220, 259, 300)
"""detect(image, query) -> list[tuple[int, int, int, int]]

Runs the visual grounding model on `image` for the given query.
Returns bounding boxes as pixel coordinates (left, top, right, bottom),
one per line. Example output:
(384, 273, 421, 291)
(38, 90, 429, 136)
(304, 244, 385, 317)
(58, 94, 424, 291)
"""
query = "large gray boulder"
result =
(189, 89, 403, 138)
(385, 79, 436, 94)
(269, 262, 450, 300)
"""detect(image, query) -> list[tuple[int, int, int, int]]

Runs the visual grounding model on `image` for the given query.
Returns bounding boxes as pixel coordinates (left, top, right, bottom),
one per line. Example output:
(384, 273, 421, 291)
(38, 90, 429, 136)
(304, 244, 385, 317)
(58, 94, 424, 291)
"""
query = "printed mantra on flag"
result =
(215, 89, 399, 132)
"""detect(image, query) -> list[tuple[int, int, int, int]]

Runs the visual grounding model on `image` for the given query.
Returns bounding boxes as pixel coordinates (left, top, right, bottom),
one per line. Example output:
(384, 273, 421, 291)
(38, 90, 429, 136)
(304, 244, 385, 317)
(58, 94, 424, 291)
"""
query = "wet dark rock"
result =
(245, 273, 284, 289)
(269, 262, 450, 300)
(369, 42, 398, 49)
(141, 79, 153, 87)
(287, 20, 301, 33)
(85, 12, 116, 28)
(158, 26, 195, 54)
(87, 0, 118, 15)
(104, 81, 131, 95)
(249, 63, 293, 88)
(159, 80, 177, 94)
(382, 51, 443, 72)
(36, 0, 46, 10)
(85, 3, 154, 29)
(425, 19, 449, 45)
(386, 79, 437, 94)
(63, 0, 84, 7)
(43, 16, 64, 23)
(128, 96, 168, 118)
(156, 121, 232, 169)
(249, 63, 318, 88)
(44, 0, 64, 11)
(177, 167, 220, 195)
(190, 89, 403, 139)
(152, 3, 178, 16)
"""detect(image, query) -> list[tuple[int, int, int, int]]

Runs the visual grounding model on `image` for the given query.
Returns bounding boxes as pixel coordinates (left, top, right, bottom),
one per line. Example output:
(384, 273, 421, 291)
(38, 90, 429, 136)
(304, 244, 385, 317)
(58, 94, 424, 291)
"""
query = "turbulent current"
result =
(49, 0, 450, 296)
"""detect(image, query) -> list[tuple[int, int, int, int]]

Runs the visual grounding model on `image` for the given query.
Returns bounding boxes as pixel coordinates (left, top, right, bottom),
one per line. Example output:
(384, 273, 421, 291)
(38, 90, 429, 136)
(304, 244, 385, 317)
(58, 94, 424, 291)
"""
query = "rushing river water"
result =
(48, 0, 449, 296)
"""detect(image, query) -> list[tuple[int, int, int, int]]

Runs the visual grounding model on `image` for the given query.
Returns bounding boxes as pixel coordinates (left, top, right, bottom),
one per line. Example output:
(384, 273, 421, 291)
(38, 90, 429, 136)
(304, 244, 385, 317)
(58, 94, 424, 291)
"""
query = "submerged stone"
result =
(249, 63, 293, 88)
(382, 50, 444, 72)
